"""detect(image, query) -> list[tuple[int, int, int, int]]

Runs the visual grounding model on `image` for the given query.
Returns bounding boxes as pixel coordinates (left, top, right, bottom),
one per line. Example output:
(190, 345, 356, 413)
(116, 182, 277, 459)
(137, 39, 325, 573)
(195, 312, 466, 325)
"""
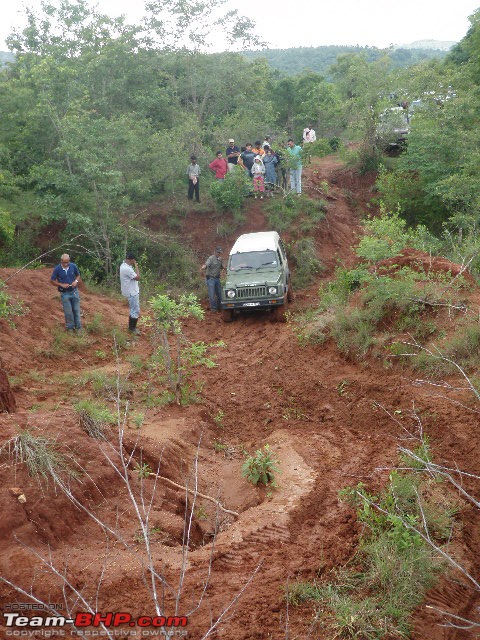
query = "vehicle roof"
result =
(229, 231, 280, 255)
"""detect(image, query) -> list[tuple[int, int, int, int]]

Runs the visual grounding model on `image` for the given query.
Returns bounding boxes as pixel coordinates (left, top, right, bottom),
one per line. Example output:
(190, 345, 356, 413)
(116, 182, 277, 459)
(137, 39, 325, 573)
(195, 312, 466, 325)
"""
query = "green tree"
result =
(148, 293, 204, 404)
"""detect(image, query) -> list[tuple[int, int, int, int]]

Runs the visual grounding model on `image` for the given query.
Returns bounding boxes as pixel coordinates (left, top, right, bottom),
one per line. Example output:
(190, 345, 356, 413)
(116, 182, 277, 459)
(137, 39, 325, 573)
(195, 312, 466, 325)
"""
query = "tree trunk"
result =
(0, 357, 16, 413)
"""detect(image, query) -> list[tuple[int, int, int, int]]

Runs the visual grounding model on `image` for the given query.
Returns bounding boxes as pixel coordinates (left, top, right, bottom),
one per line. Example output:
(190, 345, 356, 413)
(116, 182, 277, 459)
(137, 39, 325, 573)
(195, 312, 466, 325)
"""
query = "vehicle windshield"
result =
(229, 250, 278, 271)
(378, 107, 409, 129)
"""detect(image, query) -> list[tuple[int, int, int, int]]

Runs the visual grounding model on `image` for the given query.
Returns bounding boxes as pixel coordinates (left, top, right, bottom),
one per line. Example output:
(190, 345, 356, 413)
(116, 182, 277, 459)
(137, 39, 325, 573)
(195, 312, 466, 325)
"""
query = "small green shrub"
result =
(305, 138, 332, 158)
(331, 307, 375, 357)
(148, 293, 210, 405)
(0, 280, 25, 324)
(406, 318, 480, 377)
(51, 328, 91, 354)
(135, 462, 152, 479)
(213, 409, 225, 428)
(209, 168, 251, 212)
(443, 321, 480, 370)
(242, 444, 279, 486)
(266, 199, 298, 232)
(356, 210, 438, 263)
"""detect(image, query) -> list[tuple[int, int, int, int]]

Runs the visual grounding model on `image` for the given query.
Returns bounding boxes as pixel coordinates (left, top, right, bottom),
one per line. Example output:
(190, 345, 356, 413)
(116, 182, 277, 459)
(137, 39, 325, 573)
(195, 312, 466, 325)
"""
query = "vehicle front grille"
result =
(236, 286, 267, 299)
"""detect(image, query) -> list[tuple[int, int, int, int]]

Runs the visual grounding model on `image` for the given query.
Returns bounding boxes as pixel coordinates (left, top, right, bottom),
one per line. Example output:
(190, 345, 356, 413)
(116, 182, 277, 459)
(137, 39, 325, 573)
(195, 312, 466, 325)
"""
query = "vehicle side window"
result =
(279, 240, 287, 263)
(277, 249, 283, 265)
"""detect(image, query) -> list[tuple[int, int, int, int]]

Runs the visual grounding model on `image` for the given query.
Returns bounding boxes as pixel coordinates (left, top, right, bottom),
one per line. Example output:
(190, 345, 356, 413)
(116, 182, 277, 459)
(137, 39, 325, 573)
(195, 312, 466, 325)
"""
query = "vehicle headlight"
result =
(268, 286, 277, 295)
(227, 290, 236, 298)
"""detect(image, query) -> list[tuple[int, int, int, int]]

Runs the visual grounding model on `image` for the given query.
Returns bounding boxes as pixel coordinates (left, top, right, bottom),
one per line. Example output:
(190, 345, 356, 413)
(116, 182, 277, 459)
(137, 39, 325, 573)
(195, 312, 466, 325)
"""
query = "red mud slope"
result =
(0, 156, 479, 640)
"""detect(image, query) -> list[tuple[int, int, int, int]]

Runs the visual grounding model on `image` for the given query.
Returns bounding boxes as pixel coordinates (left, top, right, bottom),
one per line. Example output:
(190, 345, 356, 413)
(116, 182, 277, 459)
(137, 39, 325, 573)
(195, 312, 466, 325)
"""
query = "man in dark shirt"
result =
(240, 143, 256, 176)
(50, 253, 82, 330)
(226, 139, 240, 172)
(201, 247, 224, 311)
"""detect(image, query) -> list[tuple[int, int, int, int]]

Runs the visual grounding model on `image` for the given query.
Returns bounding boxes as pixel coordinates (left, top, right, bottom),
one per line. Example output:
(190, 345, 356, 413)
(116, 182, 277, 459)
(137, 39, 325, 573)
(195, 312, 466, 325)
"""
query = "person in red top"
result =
(209, 151, 228, 181)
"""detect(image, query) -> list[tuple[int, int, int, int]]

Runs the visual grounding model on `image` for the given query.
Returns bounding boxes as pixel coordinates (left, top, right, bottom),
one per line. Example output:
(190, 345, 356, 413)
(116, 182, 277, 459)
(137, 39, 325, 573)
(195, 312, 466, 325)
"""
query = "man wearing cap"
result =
(201, 247, 224, 312)
(226, 139, 240, 173)
(120, 252, 141, 335)
(50, 253, 82, 331)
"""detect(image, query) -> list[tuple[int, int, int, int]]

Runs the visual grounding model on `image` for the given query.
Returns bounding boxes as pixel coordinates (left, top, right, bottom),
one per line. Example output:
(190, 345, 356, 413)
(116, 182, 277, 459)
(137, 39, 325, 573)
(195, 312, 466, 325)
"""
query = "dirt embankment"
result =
(1, 156, 479, 640)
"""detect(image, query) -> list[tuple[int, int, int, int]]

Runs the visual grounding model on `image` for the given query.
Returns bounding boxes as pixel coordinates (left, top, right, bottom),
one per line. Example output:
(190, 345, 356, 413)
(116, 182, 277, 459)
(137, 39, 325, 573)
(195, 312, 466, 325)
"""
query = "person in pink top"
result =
(209, 151, 228, 181)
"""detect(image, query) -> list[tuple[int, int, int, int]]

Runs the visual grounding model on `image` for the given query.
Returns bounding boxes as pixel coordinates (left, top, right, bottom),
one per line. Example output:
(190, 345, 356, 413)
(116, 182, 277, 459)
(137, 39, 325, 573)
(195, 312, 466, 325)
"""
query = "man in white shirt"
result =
(303, 125, 316, 143)
(119, 252, 141, 335)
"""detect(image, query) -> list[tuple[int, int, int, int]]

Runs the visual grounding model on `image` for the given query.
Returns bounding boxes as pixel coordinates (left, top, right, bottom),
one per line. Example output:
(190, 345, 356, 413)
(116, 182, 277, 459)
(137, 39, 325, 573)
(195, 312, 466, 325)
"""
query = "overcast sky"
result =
(1, 0, 479, 51)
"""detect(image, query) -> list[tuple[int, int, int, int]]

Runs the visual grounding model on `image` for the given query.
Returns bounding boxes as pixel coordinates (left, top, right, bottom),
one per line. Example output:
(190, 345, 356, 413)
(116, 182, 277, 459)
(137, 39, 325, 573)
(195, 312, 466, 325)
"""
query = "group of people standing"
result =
(187, 129, 315, 201)
(220, 137, 303, 196)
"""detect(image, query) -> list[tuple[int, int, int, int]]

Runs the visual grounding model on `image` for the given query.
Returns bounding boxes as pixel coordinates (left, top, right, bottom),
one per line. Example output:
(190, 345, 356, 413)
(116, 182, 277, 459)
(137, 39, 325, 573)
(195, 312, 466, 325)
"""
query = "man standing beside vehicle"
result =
(201, 247, 224, 312)
(50, 253, 82, 331)
(120, 252, 141, 335)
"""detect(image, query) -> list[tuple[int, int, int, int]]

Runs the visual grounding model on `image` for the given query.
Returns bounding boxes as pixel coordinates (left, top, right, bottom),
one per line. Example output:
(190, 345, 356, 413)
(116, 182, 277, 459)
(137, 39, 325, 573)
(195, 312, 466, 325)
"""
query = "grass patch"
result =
(287, 446, 457, 639)
(265, 194, 327, 235)
(297, 264, 467, 359)
(85, 313, 107, 336)
(0, 429, 79, 485)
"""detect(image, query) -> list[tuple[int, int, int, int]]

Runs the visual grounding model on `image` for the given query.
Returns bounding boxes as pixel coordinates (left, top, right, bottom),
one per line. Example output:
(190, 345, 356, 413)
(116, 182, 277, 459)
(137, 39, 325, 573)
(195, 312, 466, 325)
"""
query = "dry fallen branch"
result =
(150, 472, 239, 517)
(425, 605, 480, 630)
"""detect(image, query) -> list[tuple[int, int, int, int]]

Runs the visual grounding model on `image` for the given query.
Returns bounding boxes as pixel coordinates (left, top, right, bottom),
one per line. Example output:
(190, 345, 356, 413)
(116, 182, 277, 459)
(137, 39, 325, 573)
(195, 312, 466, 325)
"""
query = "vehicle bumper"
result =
(221, 296, 285, 311)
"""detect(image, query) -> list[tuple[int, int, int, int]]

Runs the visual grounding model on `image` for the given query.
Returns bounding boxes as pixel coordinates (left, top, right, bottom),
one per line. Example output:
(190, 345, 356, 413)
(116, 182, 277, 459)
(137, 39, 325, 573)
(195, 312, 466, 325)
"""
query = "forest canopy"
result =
(0, 0, 479, 283)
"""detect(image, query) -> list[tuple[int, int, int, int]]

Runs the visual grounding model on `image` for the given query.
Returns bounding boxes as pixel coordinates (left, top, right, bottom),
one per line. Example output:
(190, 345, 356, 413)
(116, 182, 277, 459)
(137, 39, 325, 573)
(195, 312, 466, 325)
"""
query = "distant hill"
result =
(395, 40, 455, 51)
(242, 44, 450, 77)
(0, 51, 15, 66)
(1, 42, 452, 75)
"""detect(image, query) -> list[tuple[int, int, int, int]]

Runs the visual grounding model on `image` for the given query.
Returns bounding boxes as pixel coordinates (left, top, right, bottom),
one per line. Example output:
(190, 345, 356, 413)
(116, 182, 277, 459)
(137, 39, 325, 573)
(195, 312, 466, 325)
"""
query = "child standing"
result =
(251, 155, 265, 199)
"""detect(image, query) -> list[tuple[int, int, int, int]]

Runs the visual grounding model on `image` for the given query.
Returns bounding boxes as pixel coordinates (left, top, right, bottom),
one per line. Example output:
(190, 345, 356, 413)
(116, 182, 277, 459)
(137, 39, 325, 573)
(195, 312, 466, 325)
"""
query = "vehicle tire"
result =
(287, 279, 294, 302)
(271, 300, 288, 323)
(221, 309, 234, 323)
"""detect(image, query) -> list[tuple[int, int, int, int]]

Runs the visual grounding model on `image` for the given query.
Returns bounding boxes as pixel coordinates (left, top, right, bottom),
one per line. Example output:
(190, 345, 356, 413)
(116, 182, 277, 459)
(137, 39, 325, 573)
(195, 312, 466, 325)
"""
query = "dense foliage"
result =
(0, 0, 479, 288)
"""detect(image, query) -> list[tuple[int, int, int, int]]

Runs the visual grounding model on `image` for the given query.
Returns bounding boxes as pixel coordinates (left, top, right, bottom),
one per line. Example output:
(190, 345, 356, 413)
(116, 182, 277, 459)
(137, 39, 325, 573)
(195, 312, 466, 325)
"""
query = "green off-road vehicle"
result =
(221, 231, 293, 322)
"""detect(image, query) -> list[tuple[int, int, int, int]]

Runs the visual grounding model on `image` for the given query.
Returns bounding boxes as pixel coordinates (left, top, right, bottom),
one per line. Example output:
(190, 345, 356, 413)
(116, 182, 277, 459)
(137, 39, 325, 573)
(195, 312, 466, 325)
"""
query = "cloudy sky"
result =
(1, 0, 479, 51)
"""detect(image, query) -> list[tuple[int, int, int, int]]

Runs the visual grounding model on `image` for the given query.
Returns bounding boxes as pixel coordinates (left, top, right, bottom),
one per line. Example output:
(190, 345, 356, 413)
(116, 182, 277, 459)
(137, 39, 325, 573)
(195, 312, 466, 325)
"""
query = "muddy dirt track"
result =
(0, 155, 479, 639)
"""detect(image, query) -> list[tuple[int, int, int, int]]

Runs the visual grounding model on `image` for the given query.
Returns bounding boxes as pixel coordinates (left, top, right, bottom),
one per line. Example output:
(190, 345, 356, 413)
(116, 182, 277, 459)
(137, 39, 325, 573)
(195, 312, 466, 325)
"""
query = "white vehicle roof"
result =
(229, 231, 280, 255)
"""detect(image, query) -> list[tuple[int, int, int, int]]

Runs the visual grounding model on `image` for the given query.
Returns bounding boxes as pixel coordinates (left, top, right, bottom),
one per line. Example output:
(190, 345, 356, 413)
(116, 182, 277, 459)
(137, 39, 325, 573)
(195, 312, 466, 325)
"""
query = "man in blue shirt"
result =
(50, 253, 82, 330)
